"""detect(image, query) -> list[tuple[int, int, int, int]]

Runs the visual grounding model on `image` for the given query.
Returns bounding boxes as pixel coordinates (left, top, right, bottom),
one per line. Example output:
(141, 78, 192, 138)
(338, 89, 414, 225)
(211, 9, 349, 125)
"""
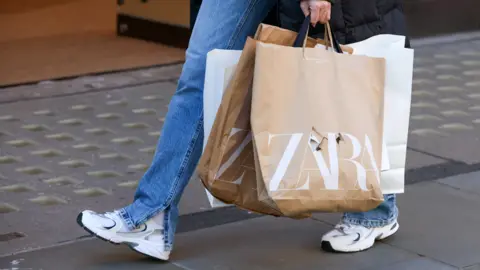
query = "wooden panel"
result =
(0, 0, 116, 42)
(117, 14, 191, 48)
(0, 31, 185, 86)
(118, 0, 190, 27)
(1, 0, 79, 14)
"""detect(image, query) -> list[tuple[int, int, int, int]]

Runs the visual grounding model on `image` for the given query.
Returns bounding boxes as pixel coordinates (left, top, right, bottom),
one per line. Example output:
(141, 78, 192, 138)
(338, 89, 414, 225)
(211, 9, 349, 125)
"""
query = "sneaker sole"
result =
(321, 222, 399, 253)
(76, 212, 168, 261)
(128, 245, 169, 261)
(377, 221, 399, 241)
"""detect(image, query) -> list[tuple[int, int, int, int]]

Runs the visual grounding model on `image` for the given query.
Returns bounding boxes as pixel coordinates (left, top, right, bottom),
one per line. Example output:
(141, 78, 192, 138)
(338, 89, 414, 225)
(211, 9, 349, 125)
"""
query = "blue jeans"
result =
(120, 0, 398, 252)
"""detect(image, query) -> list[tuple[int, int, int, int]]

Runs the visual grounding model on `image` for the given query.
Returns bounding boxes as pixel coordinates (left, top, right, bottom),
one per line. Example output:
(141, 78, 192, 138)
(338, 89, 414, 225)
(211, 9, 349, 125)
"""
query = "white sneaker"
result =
(77, 210, 170, 260)
(321, 220, 399, 253)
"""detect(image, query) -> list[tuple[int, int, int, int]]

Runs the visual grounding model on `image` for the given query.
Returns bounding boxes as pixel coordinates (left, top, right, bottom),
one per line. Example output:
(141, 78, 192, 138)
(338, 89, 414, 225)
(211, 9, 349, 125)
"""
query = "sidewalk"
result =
(2, 172, 480, 270)
(1, 35, 480, 269)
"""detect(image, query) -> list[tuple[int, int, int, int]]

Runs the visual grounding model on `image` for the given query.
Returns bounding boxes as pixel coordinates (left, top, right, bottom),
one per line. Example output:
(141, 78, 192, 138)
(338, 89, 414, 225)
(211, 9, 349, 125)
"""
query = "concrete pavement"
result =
(1, 34, 480, 269)
(2, 172, 480, 269)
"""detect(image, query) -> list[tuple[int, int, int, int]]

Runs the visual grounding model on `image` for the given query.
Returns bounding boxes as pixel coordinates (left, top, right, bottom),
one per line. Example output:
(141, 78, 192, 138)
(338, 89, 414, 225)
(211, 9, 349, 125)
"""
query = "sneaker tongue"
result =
(346, 224, 372, 236)
(131, 223, 147, 232)
(108, 212, 134, 232)
(151, 212, 165, 228)
(337, 223, 369, 234)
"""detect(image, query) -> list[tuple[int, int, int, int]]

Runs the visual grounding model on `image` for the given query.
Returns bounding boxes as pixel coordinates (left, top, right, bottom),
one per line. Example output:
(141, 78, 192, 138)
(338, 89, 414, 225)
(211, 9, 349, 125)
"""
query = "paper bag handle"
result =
(293, 14, 343, 54)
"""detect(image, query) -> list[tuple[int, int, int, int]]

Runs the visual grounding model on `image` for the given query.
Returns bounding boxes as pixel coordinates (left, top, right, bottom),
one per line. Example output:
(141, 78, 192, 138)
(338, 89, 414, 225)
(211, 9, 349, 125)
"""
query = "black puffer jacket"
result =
(278, 0, 410, 47)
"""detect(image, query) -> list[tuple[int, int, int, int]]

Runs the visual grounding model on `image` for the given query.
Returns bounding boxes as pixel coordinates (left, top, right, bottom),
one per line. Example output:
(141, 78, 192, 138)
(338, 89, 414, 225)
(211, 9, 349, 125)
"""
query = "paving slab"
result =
(464, 264, 480, 270)
(403, 148, 456, 184)
(0, 64, 183, 104)
(3, 177, 479, 270)
(385, 181, 480, 268)
(311, 179, 480, 269)
(405, 148, 448, 170)
(437, 171, 480, 196)
(371, 257, 458, 270)
(0, 239, 184, 270)
(407, 40, 480, 164)
(0, 81, 211, 255)
(172, 217, 416, 270)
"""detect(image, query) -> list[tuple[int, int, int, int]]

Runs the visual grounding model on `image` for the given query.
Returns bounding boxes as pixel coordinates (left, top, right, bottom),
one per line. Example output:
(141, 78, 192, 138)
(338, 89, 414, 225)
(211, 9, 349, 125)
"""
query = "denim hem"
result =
(164, 244, 173, 252)
(164, 211, 171, 252)
(119, 208, 136, 230)
(342, 215, 398, 228)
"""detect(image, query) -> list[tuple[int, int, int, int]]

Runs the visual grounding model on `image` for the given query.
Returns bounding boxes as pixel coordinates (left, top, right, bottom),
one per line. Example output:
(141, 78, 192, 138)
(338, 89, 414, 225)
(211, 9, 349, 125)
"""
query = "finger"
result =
(320, 9, 329, 24)
(310, 6, 320, 26)
(318, 2, 331, 24)
(300, 2, 310, 16)
(317, 9, 325, 24)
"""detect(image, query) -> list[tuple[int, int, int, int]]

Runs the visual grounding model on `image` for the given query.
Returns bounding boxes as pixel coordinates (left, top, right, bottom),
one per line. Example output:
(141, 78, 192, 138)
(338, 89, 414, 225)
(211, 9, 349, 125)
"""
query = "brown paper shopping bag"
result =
(197, 23, 322, 217)
(251, 21, 386, 216)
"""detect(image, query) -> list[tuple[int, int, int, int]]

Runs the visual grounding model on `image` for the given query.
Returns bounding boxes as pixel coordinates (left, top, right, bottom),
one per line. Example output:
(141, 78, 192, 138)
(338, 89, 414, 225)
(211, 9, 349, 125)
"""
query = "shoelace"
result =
(103, 211, 119, 220)
(335, 223, 357, 234)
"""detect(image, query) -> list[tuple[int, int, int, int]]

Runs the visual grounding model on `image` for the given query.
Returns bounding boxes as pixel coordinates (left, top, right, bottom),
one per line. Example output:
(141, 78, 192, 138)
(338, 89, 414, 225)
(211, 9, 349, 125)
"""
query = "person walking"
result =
(77, 0, 408, 260)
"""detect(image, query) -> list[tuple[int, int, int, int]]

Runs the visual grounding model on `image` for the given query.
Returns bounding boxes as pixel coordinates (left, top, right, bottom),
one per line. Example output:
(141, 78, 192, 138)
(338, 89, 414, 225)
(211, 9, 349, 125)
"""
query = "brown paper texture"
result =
(251, 41, 386, 216)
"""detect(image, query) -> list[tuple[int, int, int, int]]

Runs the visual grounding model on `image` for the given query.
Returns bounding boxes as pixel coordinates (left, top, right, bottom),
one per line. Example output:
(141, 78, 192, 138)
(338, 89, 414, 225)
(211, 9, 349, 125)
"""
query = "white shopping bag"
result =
(316, 35, 413, 194)
(202, 49, 242, 207)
